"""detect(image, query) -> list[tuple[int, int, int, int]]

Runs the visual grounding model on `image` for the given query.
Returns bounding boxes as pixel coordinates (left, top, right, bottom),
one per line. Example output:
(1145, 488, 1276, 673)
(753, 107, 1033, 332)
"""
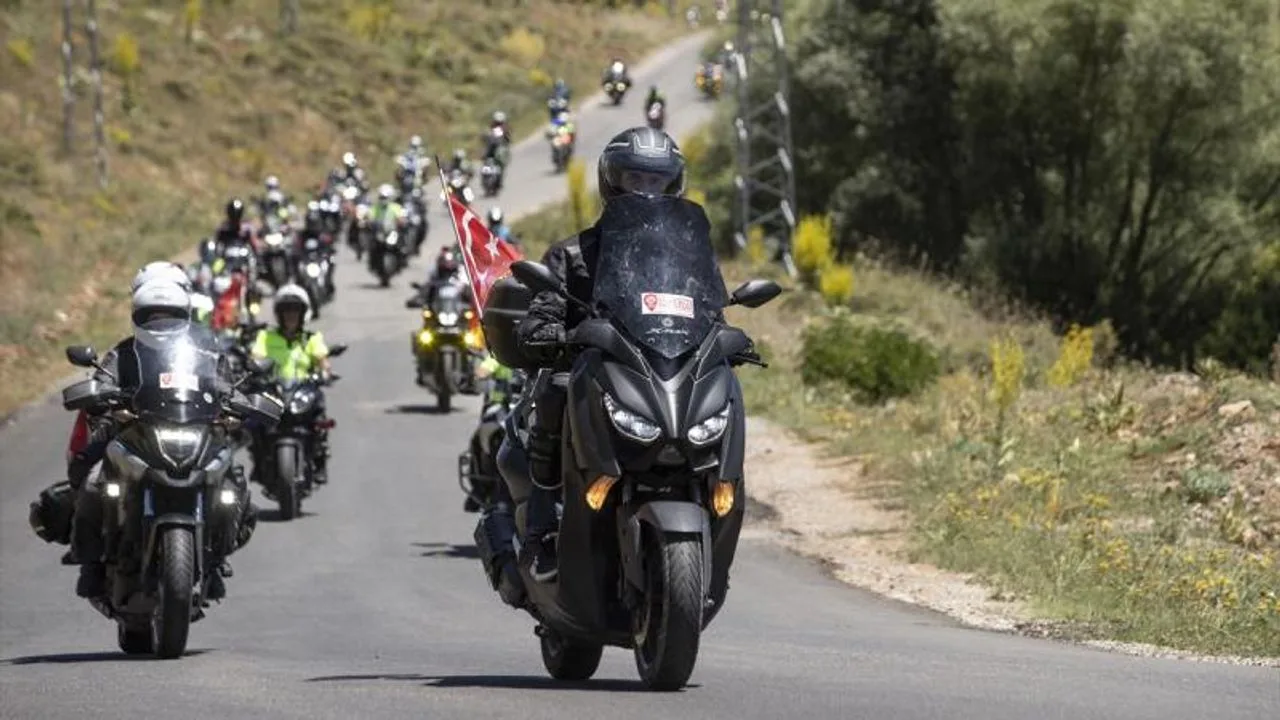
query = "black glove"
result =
(525, 323, 566, 348)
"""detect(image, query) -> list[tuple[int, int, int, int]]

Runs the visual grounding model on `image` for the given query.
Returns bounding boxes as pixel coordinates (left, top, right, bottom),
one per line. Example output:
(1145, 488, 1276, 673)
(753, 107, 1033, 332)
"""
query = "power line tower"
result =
(731, 0, 796, 275)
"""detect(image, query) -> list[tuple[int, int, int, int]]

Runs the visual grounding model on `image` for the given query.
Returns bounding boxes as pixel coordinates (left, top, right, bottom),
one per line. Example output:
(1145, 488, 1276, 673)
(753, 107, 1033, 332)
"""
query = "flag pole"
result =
(435, 158, 485, 318)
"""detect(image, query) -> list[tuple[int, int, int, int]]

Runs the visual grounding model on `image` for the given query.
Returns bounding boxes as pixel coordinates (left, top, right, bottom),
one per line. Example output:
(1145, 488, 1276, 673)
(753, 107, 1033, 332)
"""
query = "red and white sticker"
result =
(640, 292, 694, 319)
(158, 371, 199, 392)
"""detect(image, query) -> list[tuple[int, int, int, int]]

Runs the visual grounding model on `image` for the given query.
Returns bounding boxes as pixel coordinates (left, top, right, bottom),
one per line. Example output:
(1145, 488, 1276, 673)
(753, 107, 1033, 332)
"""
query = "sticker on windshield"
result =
(158, 371, 199, 392)
(640, 292, 694, 319)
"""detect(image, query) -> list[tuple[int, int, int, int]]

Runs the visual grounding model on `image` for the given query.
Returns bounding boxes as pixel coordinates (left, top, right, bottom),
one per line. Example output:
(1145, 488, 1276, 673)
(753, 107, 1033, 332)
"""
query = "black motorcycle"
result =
(480, 158, 503, 197)
(407, 282, 482, 412)
(603, 74, 630, 105)
(474, 195, 781, 690)
(368, 213, 407, 288)
(296, 235, 335, 318)
(646, 100, 666, 130)
(458, 368, 527, 513)
(59, 326, 283, 659)
(402, 187, 429, 256)
(258, 214, 295, 289)
(247, 344, 346, 520)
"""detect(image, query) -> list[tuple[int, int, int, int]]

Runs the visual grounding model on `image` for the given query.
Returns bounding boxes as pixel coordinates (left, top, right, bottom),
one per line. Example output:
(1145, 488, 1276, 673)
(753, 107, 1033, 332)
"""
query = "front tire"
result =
(276, 445, 301, 520)
(151, 527, 195, 660)
(633, 535, 704, 690)
(540, 629, 603, 681)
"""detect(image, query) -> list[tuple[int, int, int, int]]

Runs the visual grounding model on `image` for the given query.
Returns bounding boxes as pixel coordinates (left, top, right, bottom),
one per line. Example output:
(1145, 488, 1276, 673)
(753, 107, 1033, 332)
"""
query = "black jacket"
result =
(517, 227, 602, 360)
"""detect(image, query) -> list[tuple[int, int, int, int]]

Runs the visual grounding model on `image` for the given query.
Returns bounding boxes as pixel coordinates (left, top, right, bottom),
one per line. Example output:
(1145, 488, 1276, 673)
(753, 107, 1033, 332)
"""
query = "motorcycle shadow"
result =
(385, 403, 452, 416)
(307, 672, 680, 692)
(411, 541, 478, 559)
(5, 649, 213, 665)
(256, 508, 318, 523)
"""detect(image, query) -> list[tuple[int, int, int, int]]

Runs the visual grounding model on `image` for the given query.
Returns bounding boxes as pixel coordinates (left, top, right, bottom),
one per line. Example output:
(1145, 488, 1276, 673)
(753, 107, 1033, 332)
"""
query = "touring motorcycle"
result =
(57, 324, 282, 658)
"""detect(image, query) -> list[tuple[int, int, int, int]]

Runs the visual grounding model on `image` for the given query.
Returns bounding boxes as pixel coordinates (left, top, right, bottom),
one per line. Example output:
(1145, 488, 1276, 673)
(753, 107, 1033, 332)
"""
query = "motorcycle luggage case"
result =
(481, 277, 541, 370)
(29, 481, 75, 545)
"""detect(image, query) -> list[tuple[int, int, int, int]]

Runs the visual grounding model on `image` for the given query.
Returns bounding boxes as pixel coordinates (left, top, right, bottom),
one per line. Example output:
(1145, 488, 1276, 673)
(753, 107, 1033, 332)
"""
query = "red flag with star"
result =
(438, 168, 523, 316)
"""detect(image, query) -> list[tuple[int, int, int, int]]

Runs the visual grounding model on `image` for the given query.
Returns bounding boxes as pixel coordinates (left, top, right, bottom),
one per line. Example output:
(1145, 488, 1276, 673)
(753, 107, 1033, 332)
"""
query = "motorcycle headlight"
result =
(687, 403, 731, 445)
(343, 187, 359, 200)
(417, 329, 435, 347)
(304, 262, 322, 277)
(265, 233, 284, 246)
(288, 389, 316, 415)
(437, 311, 459, 326)
(150, 424, 207, 467)
(602, 393, 661, 443)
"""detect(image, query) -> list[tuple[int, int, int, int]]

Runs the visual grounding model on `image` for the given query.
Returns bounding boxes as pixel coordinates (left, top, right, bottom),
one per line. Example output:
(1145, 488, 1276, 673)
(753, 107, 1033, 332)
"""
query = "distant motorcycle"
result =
(458, 369, 527, 513)
(603, 76, 631, 105)
(480, 158, 503, 197)
(368, 213, 407, 288)
(246, 345, 347, 520)
(440, 169, 475, 208)
(296, 235, 334, 318)
(646, 101, 666, 130)
(258, 214, 295, 289)
(407, 282, 483, 412)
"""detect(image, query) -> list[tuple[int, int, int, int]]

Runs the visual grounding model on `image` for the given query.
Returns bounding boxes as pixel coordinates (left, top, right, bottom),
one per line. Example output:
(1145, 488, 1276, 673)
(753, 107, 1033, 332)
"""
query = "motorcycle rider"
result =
(326, 151, 368, 195)
(249, 284, 333, 485)
(486, 206, 519, 247)
(396, 136, 428, 193)
(445, 148, 475, 181)
(258, 175, 290, 220)
(412, 248, 473, 307)
(645, 84, 666, 112)
(516, 126, 689, 582)
(483, 112, 512, 167)
(69, 277, 248, 601)
(547, 78, 571, 120)
(601, 57, 629, 87)
(214, 198, 256, 254)
(371, 183, 406, 234)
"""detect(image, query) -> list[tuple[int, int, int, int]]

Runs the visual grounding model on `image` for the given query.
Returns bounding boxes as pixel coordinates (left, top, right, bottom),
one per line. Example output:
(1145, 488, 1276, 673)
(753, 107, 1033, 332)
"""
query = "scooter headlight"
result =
(687, 403, 731, 445)
(602, 393, 661, 443)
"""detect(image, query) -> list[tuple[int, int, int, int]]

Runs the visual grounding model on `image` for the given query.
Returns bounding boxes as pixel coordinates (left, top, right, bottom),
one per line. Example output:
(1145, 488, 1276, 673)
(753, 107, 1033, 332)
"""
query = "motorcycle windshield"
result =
(432, 284, 466, 327)
(129, 320, 222, 424)
(592, 195, 728, 360)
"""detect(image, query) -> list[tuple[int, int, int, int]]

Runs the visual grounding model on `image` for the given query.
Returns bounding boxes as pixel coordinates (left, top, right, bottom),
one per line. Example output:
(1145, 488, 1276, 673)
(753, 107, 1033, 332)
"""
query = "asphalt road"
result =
(2, 32, 1277, 720)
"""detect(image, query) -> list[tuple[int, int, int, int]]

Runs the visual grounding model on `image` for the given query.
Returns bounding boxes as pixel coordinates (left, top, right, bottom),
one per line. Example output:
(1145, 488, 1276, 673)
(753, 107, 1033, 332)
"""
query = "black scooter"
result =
(472, 196, 781, 690)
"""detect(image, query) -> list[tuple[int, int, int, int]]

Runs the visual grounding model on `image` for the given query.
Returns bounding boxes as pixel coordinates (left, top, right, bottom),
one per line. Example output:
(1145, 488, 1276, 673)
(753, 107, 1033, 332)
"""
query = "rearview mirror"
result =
(66, 345, 98, 368)
(510, 261, 562, 296)
(328, 343, 348, 357)
(405, 296, 424, 309)
(728, 279, 783, 309)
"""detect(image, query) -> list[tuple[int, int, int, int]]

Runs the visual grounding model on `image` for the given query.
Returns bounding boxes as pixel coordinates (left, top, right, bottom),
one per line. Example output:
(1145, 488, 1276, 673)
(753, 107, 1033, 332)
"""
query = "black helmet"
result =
(597, 127, 685, 202)
(225, 198, 244, 223)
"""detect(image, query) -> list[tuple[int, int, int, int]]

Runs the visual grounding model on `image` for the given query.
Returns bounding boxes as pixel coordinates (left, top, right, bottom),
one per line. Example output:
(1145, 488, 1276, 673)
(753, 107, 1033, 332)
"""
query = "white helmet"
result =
(131, 279, 191, 327)
(132, 261, 192, 293)
(378, 183, 395, 201)
(409, 135, 422, 149)
(273, 283, 311, 322)
(492, 110, 507, 124)
(265, 175, 280, 191)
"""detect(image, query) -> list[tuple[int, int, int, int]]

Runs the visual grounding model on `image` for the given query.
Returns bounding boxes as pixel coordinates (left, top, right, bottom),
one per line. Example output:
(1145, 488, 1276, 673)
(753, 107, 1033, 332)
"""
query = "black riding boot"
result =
(71, 489, 106, 599)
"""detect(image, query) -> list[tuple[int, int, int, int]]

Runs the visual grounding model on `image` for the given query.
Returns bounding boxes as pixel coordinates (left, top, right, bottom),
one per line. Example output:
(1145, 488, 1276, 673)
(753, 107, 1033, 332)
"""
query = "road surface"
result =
(1, 32, 1276, 720)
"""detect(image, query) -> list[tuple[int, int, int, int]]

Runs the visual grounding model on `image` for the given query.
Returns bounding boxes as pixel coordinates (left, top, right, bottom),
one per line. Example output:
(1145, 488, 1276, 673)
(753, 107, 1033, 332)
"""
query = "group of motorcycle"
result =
(26, 63, 792, 693)
(37, 301, 348, 660)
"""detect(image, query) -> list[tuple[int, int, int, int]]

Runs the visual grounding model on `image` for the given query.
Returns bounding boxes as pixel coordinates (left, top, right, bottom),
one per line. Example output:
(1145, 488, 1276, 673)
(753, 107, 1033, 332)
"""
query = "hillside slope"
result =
(0, 0, 688, 413)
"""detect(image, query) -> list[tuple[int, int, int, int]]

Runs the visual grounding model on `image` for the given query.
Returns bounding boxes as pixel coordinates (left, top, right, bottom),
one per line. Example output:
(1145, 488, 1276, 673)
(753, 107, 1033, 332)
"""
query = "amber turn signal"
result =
(585, 474, 619, 511)
(712, 481, 735, 517)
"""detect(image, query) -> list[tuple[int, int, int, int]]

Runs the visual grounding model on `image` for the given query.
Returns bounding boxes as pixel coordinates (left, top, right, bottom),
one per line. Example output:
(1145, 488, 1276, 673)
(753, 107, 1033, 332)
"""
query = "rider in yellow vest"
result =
(251, 284, 334, 482)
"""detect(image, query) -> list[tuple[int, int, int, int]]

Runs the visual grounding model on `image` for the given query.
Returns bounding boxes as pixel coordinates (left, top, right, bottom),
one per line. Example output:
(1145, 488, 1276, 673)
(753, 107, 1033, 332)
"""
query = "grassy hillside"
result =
(0, 0, 690, 415)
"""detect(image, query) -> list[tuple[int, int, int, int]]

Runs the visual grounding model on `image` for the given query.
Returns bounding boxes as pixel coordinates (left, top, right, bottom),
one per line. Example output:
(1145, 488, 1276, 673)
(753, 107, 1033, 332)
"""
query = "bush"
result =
(793, 214, 833, 285)
(6, 38, 33, 68)
(818, 263, 854, 307)
(110, 34, 140, 76)
(801, 314, 941, 403)
(566, 158, 596, 229)
(500, 27, 545, 68)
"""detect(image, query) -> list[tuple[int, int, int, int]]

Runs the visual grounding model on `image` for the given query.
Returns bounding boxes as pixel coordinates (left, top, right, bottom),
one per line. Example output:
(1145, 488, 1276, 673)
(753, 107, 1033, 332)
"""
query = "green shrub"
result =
(801, 314, 940, 403)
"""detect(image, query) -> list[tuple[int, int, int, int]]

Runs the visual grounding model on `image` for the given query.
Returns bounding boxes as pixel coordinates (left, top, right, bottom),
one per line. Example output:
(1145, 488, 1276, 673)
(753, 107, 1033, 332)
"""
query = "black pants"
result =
(526, 372, 568, 538)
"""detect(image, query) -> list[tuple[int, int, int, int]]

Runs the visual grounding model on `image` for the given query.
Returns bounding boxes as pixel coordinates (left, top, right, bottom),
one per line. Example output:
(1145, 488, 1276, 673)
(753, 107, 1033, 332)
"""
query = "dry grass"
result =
(515, 196, 1280, 656)
(0, 0, 690, 415)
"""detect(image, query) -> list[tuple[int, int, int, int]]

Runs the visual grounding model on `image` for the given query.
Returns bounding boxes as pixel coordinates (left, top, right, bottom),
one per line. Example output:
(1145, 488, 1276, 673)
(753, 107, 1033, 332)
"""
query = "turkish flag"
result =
(439, 175, 523, 316)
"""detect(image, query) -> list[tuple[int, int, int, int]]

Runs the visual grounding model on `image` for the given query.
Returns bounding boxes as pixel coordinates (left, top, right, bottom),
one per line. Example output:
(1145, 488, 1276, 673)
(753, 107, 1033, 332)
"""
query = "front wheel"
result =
(540, 629, 603, 681)
(276, 444, 301, 520)
(633, 535, 704, 690)
(151, 527, 196, 659)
